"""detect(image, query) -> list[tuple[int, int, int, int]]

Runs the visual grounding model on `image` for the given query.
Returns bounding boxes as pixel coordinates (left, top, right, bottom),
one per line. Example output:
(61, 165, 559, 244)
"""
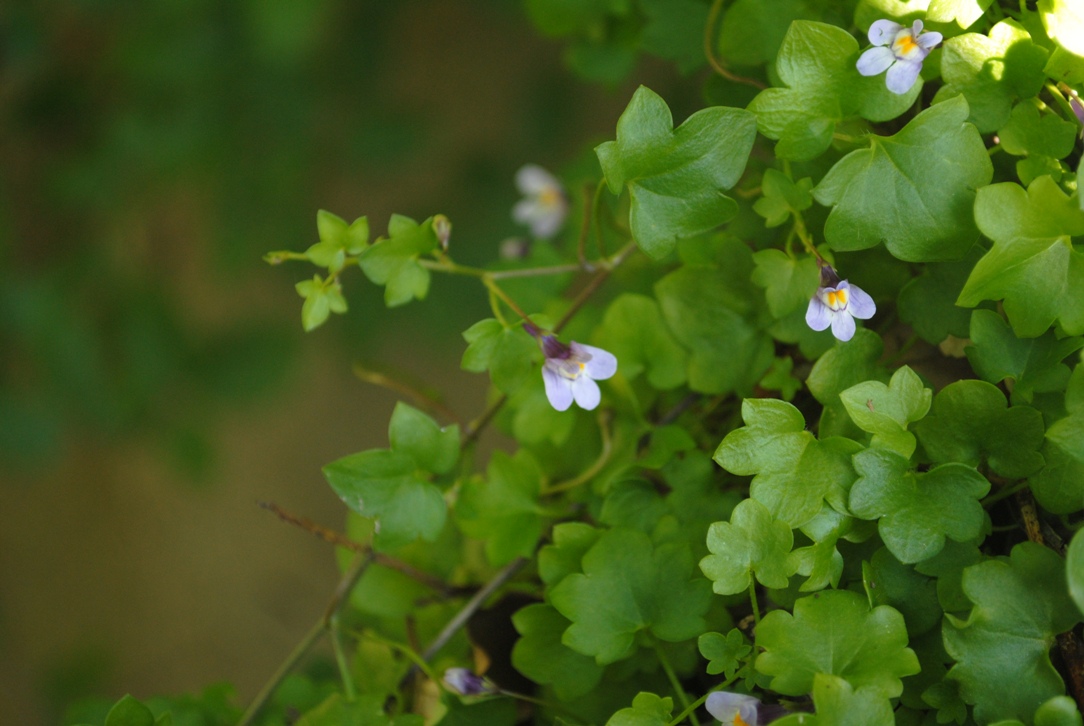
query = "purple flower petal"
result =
(910, 19, 924, 36)
(576, 343, 618, 380)
(571, 376, 601, 410)
(806, 297, 832, 332)
(885, 58, 922, 94)
(868, 19, 903, 45)
(846, 283, 877, 320)
(857, 46, 896, 76)
(917, 31, 943, 50)
(831, 311, 857, 341)
(542, 366, 574, 411)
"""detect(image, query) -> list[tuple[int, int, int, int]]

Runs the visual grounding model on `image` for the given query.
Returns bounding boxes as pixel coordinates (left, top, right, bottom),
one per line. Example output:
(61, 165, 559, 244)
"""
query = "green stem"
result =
(791, 208, 819, 260)
(500, 690, 590, 724)
(666, 678, 739, 726)
(238, 552, 374, 726)
(484, 277, 532, 323)
(542, 410, 614, 495)
(1046, 82, 1080, 124)
(703, 0, 767, 89)
(554, 241, 638, 333)
(593, 178, 609, 258)
(656, 643, 700, 726)
(329, 611, 356, 702)
(982, 479, 1030, 508)
(749, 582, 761, 627)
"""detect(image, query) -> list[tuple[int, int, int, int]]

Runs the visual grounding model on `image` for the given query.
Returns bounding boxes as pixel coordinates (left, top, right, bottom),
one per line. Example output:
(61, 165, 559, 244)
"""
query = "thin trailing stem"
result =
(329, 611, 356, 702)
(421, 556, 529, 661)
(237, 552, 374, 726)
(666, 678, 737, 726)
(749, 582, 762, 627)
(352, 363, 462, 426)
(656, 643, 700, 726)
(543, 410, 614, 495)
(485, 277, 532, 322)
(554, 241, 638, 333)
(704, 0, 767, 89)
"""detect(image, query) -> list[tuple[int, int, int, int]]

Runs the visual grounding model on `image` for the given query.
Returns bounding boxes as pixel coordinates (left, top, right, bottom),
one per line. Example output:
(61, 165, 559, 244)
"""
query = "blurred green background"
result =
(0, 0, 695, 722)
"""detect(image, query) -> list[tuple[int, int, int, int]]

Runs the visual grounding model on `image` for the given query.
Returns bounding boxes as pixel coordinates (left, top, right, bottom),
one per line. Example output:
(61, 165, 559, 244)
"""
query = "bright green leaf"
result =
(758, 356, 803, 402)
(753, 169, 814, 229)
(998, 99, 1078, 159)
(538, 522, 600, 587)
(814, 96, 993, 262)
(964, 310, 1084, 402)
(595, 86, 756, 258)
(461, 318, 538, 394)
(511, 603, 605, 701)
(958, 177, 1084, 337)
(1035, 696, 1084, 726)
(550, 528, 713, 664)
(717, 0, 856, 68)
(105, 695, 155, 726)
(748, 21, 920, 162)
(1030, 410, 1084, 513)
(323, 450, 446, 550)
(755, 589, 920, 697)
(455, 450, 545, 566)
(388, 402, 459, 475)
(914, 379, 1045, 478)
(1040, 0, 1084, 57)
(864, 547, 942, 637)
(358, 214, 438, 307)
(751, 249, 820, 318)
(935, 20, 1049, 132)
(945, 543, 1082, 724)
(927, 0, 994, 28)
(604, 692, 673, 726)
(656, 258, 774, 396)
(850, 448, 990, 563)
(699, 629, 751, 678)
(714, 398, 861, 526)
(840, 366, 932, 458)
(701, 497, 794, 595)
(771, 673, 895, 726)
(897, 248, 988, 344)
(593, 294, 687, 390)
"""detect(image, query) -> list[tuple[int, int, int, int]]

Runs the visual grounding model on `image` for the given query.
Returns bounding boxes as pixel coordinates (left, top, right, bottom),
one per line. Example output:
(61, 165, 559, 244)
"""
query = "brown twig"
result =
(352, 364, 462, 426)
(258, 501, 458, 595)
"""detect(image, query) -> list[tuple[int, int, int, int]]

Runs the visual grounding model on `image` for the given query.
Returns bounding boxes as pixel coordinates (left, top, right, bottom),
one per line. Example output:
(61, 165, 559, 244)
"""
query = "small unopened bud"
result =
(443, 668, 495, 696)
(499, 237, 531, 260)
(433, 215, 452, 252)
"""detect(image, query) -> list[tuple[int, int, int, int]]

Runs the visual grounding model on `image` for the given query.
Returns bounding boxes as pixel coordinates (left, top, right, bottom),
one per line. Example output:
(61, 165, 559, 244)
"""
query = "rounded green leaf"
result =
(511, 603, 605, 700)
(840, 366, 932, 458)
(701, 498, 795, 594)
(814, 96, 993, 262)
(755, 589, 919, 697)
(388, 402, 459, 475)
(595, 86, 756, 259)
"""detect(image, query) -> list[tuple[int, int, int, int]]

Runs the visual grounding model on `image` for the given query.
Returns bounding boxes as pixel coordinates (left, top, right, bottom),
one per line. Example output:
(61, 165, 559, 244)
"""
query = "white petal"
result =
(831, 311, 857, 341)
(513, 198, 543, 225)
(868, 19, 903, 45)
(857, 46, 896, 76)
(575, 343, 618, 380)
(917, 31, 943, 50)
(806, 297, 832, 332)
(515, 164, 558, 195)
(571, 376, 601, 410)
(529, 203, 567, 239)
(885, 58, 922, 94)
(706, 692, 760, 725)
(846, 283, 877, 320)
(542, 366, 573, 411)
(910, 19, 924, 35)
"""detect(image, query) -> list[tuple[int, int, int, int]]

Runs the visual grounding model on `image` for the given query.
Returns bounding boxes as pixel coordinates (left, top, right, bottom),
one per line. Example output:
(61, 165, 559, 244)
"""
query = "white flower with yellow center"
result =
(536, 333, 617, 412)
(706, 691, 760, 726)
(805, 265, 876, 342)
(857, 19, 942, 94)
(512, 164, 568, 239)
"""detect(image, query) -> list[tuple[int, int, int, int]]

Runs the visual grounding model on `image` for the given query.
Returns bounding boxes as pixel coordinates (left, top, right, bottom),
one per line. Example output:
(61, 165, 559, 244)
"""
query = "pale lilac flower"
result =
(512, 164, 568, 239)
(805, 264, 876, 342)
(1070, 93, 1084, 139)
(443, 668, 495, 696)
(857, 19, 943, 94)
(706, 691, 760, 726)
(525, 323, 617, 411)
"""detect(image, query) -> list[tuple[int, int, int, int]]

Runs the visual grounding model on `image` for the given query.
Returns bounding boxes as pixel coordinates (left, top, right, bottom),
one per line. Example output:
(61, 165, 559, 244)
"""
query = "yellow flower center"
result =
(826, 288, 848, 310)
(893, 32, 919, 58)
(734, 714, 751, 726)
(558, 361, 586, 380)
(538, 186, 561, 207)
